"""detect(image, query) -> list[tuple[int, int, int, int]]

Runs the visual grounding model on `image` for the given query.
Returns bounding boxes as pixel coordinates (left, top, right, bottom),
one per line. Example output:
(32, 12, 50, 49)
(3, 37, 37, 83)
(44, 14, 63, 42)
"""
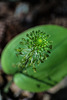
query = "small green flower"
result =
(15, 30, 52, 72)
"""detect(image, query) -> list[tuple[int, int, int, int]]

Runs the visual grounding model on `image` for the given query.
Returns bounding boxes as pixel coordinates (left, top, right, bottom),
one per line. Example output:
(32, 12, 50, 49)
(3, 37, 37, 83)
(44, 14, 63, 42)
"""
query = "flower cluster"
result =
(15, 30, 52, 72)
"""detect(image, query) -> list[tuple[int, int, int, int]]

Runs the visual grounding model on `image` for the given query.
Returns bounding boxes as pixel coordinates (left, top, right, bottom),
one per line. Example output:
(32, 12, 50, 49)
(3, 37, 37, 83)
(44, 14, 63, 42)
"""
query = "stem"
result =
(4, 78, 13, 93)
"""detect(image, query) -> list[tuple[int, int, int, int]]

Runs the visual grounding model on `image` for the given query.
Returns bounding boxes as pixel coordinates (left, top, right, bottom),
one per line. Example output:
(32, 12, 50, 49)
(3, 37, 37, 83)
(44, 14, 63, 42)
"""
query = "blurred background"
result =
(0, 1, 67, 100)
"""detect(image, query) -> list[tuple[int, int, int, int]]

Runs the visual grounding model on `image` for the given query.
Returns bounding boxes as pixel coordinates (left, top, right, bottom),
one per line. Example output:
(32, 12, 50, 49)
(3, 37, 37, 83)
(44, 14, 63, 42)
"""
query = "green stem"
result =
(4, 78, 13, 93)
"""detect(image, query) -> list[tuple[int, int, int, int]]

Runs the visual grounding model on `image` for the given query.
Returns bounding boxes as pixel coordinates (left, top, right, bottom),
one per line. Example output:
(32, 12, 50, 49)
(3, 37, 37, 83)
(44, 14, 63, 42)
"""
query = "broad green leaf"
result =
(1, 25, 67, 92)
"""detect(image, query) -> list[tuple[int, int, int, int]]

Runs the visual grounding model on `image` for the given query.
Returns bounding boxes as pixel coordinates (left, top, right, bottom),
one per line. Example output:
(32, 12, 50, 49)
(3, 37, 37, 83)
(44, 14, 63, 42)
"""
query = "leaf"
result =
(1, 25, 67, 92)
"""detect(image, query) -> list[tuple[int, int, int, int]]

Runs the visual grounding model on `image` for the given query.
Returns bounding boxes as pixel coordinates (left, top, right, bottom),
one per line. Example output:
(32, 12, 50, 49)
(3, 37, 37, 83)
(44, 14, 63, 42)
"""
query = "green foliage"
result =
(1, 25, 67, 92)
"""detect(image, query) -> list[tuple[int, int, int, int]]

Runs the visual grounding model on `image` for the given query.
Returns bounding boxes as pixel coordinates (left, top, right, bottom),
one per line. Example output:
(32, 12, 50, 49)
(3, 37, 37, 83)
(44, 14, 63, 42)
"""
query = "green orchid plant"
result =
(1, 25, 67, 92)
